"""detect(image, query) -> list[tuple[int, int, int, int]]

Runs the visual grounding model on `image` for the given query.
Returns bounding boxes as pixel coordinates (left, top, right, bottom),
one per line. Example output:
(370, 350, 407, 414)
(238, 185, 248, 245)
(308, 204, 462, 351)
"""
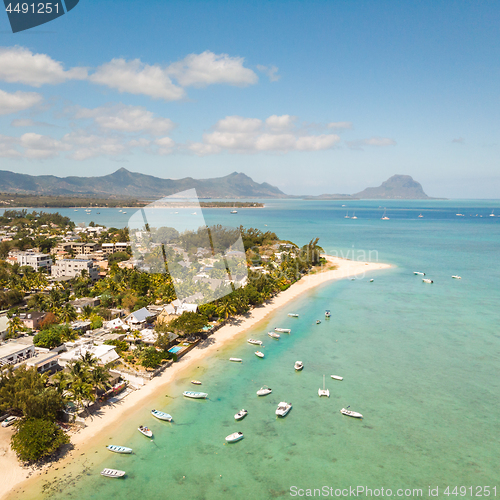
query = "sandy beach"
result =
(0, 255, 390, 500)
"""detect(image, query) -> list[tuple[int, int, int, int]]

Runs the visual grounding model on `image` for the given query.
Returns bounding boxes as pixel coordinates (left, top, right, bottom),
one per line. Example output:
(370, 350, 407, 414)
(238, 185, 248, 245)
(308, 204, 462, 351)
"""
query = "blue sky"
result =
(0, 0, 498, 198)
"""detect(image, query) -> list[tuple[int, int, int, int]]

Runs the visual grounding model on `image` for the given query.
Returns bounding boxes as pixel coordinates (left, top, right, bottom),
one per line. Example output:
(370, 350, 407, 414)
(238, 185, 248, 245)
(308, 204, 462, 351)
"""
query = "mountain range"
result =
(0, 169, 432, 200)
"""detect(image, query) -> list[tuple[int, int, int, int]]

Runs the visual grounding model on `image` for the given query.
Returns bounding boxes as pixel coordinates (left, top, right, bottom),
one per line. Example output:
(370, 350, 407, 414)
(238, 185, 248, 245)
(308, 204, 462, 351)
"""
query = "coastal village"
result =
(0, 209, 324, 465)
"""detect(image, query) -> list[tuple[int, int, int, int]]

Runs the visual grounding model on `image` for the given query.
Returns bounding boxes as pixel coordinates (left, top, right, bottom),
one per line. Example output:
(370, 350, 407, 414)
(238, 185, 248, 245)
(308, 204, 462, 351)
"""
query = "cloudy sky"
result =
(0, 1, 498, 198)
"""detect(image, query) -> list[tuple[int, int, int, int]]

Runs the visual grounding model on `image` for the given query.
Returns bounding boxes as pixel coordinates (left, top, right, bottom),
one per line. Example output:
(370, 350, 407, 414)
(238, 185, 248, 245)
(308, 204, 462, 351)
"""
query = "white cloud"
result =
(189, 114, 341, 155)
(347, 137, 397, 150)
(89, 58, 185, 101)
(452, 137, 465, 144)
(154, 136, 175, 155)
(327, 121, 353, 130)
(73, 104, 175, 135)
(11, 118, 55, 127)
(167, 51, 258, 87)
(19, 132, 71, 159)
(0, 46, 87, 86)
(62, 131, 130, 161)
(256, 65, 280, 82)
(0, 89, 42, 115)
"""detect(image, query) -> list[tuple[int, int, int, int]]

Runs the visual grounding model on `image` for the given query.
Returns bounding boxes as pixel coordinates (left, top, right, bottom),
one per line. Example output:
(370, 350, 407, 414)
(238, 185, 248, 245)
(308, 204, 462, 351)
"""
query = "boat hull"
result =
(183, 391, 208, 399)
(226, 432, 244, 443)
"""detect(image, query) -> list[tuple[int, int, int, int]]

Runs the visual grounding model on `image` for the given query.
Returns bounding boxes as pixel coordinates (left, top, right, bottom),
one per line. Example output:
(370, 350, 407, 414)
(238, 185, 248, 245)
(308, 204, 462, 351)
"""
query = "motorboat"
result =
(331, 375, 343, 381)
(418, 213, 424, 218)
(316, 320, 321, 324)
(275, 328, 291, 333)
(294, 361, 303, 371)
(325, 310, 331, 318)
(138, 425, 153, 438)
(370, 279, 374, 282)
(191, 380, 202, 385)
(183, 391, 208, 399)
(268, 332, 280, 339)
(452, 275, 462, 279)
(226, 431, 244, 443)
(255, 351, 265, 358)
(288, 313, 299, 317)
(101, 468, 126, 478)
(229, 358, 242, 362)
(275, 402, 292, 417)
(151, 409, 172, 421)
(422, 278, 433, 284)
(340, 407, 363, 418)
(248, 339, 263, 345)
(256, 386, 272, 396)
(234, 409, 248, 420)
(414, 271, 425, 276)
(230, 210, 238, 214)
(106, 445, 132, 454)
(318, 375, 330, 397)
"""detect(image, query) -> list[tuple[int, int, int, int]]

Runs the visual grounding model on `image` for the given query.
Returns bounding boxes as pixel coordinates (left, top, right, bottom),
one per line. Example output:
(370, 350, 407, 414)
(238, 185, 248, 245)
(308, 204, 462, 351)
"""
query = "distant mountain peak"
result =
(353, 174, 430, 199)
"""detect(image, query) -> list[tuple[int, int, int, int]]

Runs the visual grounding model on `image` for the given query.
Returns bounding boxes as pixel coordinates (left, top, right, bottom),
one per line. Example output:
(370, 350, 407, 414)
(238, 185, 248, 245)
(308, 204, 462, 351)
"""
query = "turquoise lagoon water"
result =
(8, 200, 500, 499)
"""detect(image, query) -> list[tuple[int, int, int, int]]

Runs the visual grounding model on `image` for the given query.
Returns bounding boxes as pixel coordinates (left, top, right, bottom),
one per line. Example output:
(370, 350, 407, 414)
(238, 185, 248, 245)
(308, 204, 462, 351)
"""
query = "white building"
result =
(8, 250, 52, 272)
(51, 259, 99, 280)
(0, 341, 35, 368)
(58, 344, 120, 367)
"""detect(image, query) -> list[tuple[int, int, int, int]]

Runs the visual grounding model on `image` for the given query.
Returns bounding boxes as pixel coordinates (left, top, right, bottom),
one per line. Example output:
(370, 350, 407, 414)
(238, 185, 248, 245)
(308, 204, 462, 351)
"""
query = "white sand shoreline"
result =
(0, 255, 391, 500)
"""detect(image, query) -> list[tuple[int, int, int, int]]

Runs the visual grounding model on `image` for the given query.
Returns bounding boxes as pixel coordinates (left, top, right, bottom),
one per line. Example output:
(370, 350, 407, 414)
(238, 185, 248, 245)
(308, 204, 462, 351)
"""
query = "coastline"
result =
(0, 255, 391, 500)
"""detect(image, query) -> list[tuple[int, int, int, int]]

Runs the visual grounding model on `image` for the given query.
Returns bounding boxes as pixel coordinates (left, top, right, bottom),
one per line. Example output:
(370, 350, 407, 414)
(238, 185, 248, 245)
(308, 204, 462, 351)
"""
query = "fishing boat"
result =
(325, 310, 331, 318)
(340, 407, 363, 418)
(234, 409, 248, 420)
(229, 357, 242, 362)
(101, 468, 126, 478)
(106, 445, 132, 454)
(294, 361, 303, 371)
(191, 380, 202, 385)
(256, 386, 272, 396)
(316, 320, 321, 324)
(275, 401, 292, 417)
(331, 375, 343, 381)
(288, 313, 299, 317)
(248, 339, 263, 345)
(275, 327, 291, 333)
(268, 332, 280, 339)
(255, 351, 265, 358)
(422, 278, 433, 284)
(226, 431, 244, 443)
(151, 409, 172, 421)
(138, 425, 153, 438)
(414, 271, 426, 276)
(183, 391, 208, 399)
(452, 275, 462, 279)
(318, 375, 330, 397)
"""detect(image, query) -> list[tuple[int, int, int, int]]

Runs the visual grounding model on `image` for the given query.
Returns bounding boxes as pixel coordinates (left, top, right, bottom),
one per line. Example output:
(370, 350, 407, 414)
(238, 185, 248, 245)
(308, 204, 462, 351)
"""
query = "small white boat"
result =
(234, 409, 248, 420)
(268, 332, 280, 339)
(422, 278, 433, 284)
(294, 361, 303, 371)
(138, 425, 153, 438)
(452, 275, 462, 279)
(318, 374, 330, 397)
(151, 409, 172, 421)
(191, 380, 202, 385)
(256, 386, 272, 396)
(344, 211, 350, 218)
(101, 468, 126, 478)
(248, 339, 262, 345)
(325, 310, 331, 318)
(316, 320, 321, 324)
(255, 351, 265, 358)
(418, 213, 424, 218)
(340, 407, 363, 418)
(226, 431, 244, 443)
(275, 328, 291, 333)
(230, 210, 238, 214)
(331, 375, 343, 381)
(229, 358, 242, 362)
(106, 445, 132, 454)
(351, 213, 358, 219)
(414, 271, 425, 276)
(288, 313, 299, 317)
(276, 401, 292, 417)
(370, 279, 374, 282)
(381, 208, 390, 220)
(183, 391, 208, 399)
(490, 210, 495, 217)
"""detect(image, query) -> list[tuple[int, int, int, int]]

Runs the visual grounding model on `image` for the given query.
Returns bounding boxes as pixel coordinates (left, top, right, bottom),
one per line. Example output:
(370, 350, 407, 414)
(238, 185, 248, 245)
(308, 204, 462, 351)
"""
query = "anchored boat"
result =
(275, 328, 291, 333)
(226, 432, 244, 443)
(275, 402, 292, 417)
(294, 361, 304, 371)
(138, 425, 153, 438)
(106, 445, 132, 454)
(256, 386, 272, 396)
(151, 409, 172, 421)
(234, 409, 248, 420)
(340, 406, 363, 418)
(268, 332, 280, 339)
(101, 468, 126, 478)
(183, 391, 208, 399)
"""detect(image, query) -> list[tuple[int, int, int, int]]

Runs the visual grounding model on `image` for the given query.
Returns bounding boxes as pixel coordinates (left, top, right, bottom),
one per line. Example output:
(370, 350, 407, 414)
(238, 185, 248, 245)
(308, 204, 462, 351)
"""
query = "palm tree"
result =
(7, 316, 24, 337)
(216, 298, 237, 320)
(90, 365, 111, 399)
(80, 304, 94, 320)
(59, 303, 77, 324)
